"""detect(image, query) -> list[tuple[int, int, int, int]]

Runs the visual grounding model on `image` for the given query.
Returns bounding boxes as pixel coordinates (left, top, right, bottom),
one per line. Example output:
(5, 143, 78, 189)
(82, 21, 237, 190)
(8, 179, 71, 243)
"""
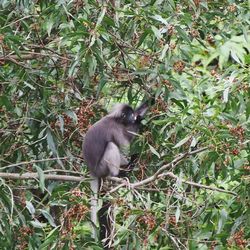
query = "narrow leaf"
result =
(35, 165, 45, 192)
(149, 144, 160, 158)
(26, 201, 35, 215)
(175, 206, 181, 223)
(41, 210, 56, 227)
(46, 129, 57, 155)
(173, 136, 191, 148)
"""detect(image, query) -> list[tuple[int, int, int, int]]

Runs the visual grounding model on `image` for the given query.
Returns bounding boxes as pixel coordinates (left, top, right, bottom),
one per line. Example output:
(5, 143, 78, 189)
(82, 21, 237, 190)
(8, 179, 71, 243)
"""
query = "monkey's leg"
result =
(102, 142, 121, 176)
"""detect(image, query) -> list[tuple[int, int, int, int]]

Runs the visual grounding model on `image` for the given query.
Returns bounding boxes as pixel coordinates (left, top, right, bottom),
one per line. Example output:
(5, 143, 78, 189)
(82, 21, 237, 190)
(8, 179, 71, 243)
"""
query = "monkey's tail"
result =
(90, 178, 99, 239)
(98, 200, 113, 250)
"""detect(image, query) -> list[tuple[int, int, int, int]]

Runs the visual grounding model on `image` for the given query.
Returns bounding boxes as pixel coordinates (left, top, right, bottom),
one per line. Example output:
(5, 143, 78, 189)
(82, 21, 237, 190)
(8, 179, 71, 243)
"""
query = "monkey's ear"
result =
(135, 102, 148, 118)
(134, 103, 148, 120)
(135, 96, 155, 117)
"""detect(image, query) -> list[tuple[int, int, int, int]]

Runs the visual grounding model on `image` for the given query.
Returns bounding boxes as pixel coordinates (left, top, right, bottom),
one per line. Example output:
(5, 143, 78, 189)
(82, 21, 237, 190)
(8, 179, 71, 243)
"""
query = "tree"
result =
(0, 0, 249, 249)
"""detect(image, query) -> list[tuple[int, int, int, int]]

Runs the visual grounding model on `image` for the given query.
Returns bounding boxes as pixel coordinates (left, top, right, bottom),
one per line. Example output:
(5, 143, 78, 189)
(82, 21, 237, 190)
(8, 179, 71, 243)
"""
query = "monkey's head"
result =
(109, 104, 136, 125)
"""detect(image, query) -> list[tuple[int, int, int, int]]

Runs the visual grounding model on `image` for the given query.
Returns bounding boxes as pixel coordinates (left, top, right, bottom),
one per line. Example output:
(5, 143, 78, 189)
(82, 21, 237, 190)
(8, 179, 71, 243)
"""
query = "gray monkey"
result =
(83, 102, 149, 239)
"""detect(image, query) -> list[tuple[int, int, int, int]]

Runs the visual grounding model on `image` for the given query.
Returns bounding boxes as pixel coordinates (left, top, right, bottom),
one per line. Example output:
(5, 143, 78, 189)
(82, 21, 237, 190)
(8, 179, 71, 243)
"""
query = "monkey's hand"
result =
(119, 154, 138, 177)
(127, 154, 138, 171)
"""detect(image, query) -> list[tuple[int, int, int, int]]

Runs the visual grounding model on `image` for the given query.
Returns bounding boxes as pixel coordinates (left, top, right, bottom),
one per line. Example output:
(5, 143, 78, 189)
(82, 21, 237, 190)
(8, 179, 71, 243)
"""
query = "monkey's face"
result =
(121, 107, 136, 125)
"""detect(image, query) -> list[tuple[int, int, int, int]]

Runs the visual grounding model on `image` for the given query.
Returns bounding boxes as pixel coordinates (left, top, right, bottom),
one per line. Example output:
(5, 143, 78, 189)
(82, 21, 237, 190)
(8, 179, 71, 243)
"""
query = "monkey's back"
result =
(83, 117, 123, 177)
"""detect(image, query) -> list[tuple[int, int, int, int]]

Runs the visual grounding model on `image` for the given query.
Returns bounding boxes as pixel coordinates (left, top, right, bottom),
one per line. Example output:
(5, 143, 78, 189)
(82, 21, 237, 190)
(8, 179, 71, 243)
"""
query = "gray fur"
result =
(90, 178, 98, 238)
(83, 102, 149, 239)
(83, 105, 137, 178)
(99, 142, 120, 176)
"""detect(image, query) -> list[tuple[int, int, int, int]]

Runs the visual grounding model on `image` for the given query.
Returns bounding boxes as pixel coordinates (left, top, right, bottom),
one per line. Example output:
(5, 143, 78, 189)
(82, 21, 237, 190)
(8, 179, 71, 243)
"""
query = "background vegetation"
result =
(0, 0, 249, 249)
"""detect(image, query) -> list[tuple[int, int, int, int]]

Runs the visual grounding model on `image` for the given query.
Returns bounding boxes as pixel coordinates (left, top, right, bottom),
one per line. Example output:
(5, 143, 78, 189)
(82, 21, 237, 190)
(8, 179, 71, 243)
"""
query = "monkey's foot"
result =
(122, 177, 131, 189)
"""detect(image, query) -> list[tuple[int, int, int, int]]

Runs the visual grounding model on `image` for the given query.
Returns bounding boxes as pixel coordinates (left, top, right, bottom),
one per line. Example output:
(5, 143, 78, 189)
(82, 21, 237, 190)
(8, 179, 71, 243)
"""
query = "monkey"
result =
(83, 100, 150, 248)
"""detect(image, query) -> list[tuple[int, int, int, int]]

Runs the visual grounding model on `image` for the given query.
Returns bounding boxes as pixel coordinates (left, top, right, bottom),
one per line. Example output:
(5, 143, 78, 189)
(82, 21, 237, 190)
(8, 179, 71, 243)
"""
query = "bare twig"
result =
(0, 157, 69, 170)
(0, 52, 71, 63)
(0, 172, 84, 182)
(0, 53, 41, 61)
(43, 169, 83, 175)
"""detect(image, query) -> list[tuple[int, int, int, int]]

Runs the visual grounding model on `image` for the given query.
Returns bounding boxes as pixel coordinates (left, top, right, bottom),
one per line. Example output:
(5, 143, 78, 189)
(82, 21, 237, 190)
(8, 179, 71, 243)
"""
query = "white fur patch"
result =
(108, 103, 127, 118)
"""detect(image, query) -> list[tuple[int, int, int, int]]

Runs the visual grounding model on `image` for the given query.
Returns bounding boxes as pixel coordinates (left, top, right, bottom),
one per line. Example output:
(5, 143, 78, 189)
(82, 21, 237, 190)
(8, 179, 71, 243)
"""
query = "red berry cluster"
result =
(137, 212, 156, 231)
(61, 204, 89, 239)
(229, 125, 245, 142)
(227, 228, 247, 249)
(16, 226, 33, 250)
(77, 101, 95, 133)
(173, 60, 185, 73)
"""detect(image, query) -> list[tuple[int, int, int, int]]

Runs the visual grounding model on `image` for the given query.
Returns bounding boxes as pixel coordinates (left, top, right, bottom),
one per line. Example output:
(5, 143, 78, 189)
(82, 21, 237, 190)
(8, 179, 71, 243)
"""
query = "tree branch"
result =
(0, 172, 85, 182)
(107, 147, 237, 196)
(0, 157, 69, 170)
(0, 52, 70, 63)
(0, 147, 236, 196)
(158, 172, 237, 196)
(132, 147, 208, 188)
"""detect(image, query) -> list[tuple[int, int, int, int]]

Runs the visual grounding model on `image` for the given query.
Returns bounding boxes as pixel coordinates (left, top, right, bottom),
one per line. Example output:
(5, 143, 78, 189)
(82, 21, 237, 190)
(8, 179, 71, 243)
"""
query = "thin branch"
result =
(0, 54, 41, 61)
(106, 182, 125, 194)
(0, 172, 84, 182)
(0, 51, 71, 63)
(43, 169, 83, 175)
(132, 147, 208, 188)
(1, 15, 39, 29)
(107, 147, 237, 196)
(0, 157, 69, 170)
(158, 172, 237, 196)
(0, 147, 236, 196)
(4, 57, 33, 69)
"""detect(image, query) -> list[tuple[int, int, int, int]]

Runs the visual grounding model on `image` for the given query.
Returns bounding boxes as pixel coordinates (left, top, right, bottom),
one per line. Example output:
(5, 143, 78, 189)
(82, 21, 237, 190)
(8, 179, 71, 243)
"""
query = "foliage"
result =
(0, 0, 249, 249)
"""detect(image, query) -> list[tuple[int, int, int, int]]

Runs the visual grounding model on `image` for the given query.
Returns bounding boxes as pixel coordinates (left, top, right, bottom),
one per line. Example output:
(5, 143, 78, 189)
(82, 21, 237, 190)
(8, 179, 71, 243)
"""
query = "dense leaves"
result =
(0, 0, 249, 249)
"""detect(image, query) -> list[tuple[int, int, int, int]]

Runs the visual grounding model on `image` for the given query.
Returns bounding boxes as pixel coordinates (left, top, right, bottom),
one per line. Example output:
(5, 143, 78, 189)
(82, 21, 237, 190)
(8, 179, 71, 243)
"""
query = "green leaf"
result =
(97, 76, 107, 97)
(159, 44, 169, 60)
(58, 115, 64, 134)
(223, 87, 230, 103)
(39, 227, 60, 248)
(96, 6, 107, 27)
(175, 206, 181, 223)
(35, 165, 45, 192)
(151, 26, 162, 40)
(88, 55, 97, 77)
(217, 209, 228, 233)
(68, 60, 79, 77)
(45, 19, 54, 37)
(40, 209, 56, 227)
(173, 136, 191, 148)
(137, 30, 150, 47)
(30, 219, 45, 229)
(175, 26, 191, 43)
(0, 96, 13, 110)
(246, 101, 250, 119)
(151, 14, 169, 25)
(148, 144, 160, 158)
(46, 129, 57, 155)
(219, 44, 230, 69)
(26, 201, 35, 215)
